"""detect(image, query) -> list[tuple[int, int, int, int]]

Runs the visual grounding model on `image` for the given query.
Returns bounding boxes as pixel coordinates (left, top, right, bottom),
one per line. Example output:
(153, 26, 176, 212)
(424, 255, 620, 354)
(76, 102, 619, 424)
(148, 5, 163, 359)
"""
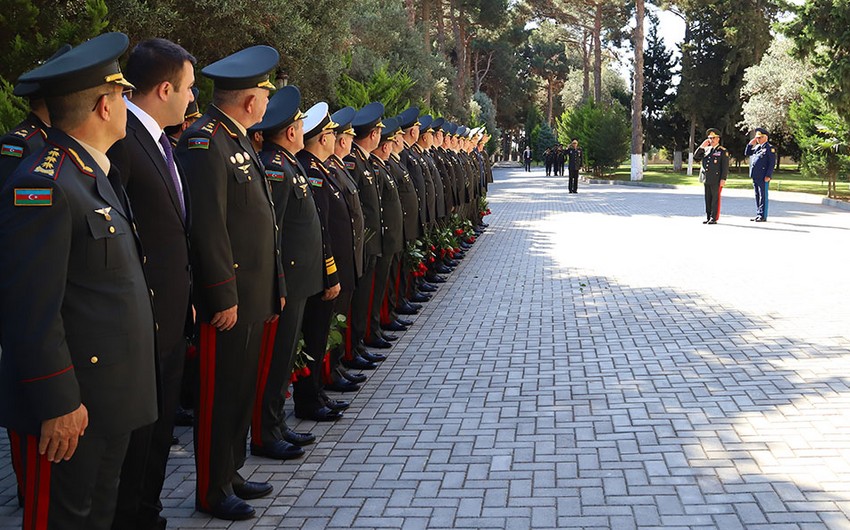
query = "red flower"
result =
(430, 245, 436, 251)
(285, 390, 292, 399)
(302, 366, 311, 377)
(290, 373, 298, 383)
(454, 247, 460, 253)
(455, 229, 464, 235)
(428, 257, 435, 263)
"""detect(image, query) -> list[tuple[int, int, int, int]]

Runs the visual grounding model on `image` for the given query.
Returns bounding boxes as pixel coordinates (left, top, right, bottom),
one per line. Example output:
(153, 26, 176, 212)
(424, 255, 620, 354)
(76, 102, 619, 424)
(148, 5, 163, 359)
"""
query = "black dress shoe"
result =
(459, 242, 471, 249)
(480, 222, 489, 227)
(419, 284, 438, 292)
(445, 259, 459, 267)
(361, 351, 387, 363)
(233, 481, 273, 500)
(410, 293, 430, 303)
(250, 439, 305, 460)
(434, 264, 452, 274)
(395, 304, 419, 315)
(282, 428, 316, 446)
(426, 274, 447, 283)
(295, 406, 343, 422)
(382, 320, 408, 331)
(420, 281, 438, 289)
(707, 219, 717, 225)
(174, 407, 194, 427)
(395, 318, 413, 327)
(702, 219, 710, 224)
(197, 494, 255, 521)
(324, 399, 350, 411)
(326, 379, 360, 392)
(342, 356, 378, 370)
(381, 333, 399, 342)
(340, 369, 367, 383)
(364, 337, 392, 349)
(406, 301, 423, 310)
(755, 217, 767, 222)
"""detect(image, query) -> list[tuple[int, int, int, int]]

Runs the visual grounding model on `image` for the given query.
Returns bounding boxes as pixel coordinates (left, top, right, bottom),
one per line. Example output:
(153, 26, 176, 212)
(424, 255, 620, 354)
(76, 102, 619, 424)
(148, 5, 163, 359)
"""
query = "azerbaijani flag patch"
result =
(188, 137, 210, 150)
(345, 161, 355, 170)
(14, 188, 52, 206)
(265, 170, 285, 181)
(1, 144, 24, 158)
(308, 177, 323, 187)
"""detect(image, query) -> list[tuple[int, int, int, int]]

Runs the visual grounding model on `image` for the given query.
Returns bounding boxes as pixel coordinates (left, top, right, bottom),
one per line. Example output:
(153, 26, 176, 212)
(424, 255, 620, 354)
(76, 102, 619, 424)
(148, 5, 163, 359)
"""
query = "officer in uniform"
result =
(249, 85, 321, 456)
(745, 127, 776, 222)
(324, 106, 368, 392)
(523, 146, 532, 172)
(344, 103, 389, 367)
(175, 45, 282, 521)
(293, 102, 347, 421)
(694, 128, 729, 224)
(0, 44, 71, 182)
(566, 138, 582, 194)
(0, 32, 157, 530)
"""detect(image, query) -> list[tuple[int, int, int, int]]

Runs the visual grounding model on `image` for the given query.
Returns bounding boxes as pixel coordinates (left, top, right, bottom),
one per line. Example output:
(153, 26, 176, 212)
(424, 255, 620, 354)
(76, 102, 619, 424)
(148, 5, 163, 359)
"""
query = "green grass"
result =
(602, 163, 850, 200)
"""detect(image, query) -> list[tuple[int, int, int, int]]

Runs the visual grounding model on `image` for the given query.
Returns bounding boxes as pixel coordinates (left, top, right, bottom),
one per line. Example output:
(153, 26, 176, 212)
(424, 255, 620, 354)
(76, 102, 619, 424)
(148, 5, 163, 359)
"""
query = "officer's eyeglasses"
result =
(92, 88, 134, 111)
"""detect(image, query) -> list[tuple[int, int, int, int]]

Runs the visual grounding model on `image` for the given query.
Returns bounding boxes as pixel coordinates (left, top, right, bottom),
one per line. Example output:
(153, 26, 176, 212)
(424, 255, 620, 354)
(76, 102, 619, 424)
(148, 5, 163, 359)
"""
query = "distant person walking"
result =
(744, 127, 776, 222)
(694, 128, 729, 224)
(523, 146, 532, 172)
(566, 139, 583, 193)
(544, 147, 553, 176)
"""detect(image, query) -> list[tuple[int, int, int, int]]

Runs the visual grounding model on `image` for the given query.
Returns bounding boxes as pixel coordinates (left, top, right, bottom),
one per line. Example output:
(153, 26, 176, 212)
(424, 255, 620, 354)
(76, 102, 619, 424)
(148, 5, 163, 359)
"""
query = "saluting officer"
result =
(249, 86, 321, 458)
(0, 32, 157, 530)
(745, 127, 776, 222)
(566, 138, 582, 194)
(175, 45, 282, 521)
(0, 45, 70, 182)
(694, 128, 729, 225)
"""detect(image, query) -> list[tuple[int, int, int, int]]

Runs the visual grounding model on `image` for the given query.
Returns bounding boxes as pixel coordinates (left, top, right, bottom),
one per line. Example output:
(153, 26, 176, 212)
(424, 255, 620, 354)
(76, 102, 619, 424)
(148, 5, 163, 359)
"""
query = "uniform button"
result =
(143, 256, 147, 264)
(233, 263, 239, 269)
(291, 260, 295, 265)
(276, 249, 280, 255)
(248, 176, 253, 181)
(109, 226, 116, 234)
(155, 323, 159, 331)
(149, 289, 155, 298)
(132, 222, 137, 231)
(90, 356, 98, 364)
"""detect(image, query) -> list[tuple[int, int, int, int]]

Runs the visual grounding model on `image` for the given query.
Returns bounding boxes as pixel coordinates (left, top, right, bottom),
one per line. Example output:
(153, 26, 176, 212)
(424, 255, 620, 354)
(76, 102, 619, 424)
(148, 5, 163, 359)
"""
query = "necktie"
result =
(158, 132, 186, 220)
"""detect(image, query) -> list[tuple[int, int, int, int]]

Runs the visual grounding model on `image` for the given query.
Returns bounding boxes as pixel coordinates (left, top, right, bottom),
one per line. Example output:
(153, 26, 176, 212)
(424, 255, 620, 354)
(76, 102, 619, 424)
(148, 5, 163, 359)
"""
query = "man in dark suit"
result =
(106, 38, 196, 530)
(175, 46, 283, 521)
(694, 128, 729, 224)
(0, 32, 157, 530)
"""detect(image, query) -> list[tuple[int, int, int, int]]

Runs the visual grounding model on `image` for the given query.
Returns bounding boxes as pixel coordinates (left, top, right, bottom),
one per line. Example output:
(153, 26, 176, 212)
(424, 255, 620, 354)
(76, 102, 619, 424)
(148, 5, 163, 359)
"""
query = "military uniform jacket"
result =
(399, 145, 427, 230)
(419, 145, 446, 220)
(566, 147, 583, 171)
(388, 153, 421, 242)
(370, 155, 404, 256)
(484, 150, 493, 186)
(0, 113, 49, 182)
(0, 129, 157, 436)
(434, 147, 458, 212)
(745, 142, 776, 182)
(327, 155, 365, 280)
(323, 156, 361, 291)
(344, 144, 383, 258)
(295, 150, 340, 290)
(176, 107, 281, 323)
(694, 145, 730, 186)
(261, 143, 324, 300)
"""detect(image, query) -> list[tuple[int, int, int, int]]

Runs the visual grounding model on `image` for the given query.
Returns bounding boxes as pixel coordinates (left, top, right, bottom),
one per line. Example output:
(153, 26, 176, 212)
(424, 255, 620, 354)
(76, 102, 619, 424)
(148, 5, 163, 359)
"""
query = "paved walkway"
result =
(3, 167, 850, 529)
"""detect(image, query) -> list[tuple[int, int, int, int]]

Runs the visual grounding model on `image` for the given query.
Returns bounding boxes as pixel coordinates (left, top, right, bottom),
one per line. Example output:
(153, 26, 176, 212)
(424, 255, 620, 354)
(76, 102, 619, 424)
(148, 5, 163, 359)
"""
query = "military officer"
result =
(694, 128, 729, 224)
(323, 106, 368, 392)
(175, 45, 282, 521)
(344, 103, 389, 367)
(0, 32, 157, 530)
(293, 102, 347, 421)
(745, 127, 776, 222)
(566, 138, 582, 194)
(0, 44, 71, 183)
(249, 86, 321, 457)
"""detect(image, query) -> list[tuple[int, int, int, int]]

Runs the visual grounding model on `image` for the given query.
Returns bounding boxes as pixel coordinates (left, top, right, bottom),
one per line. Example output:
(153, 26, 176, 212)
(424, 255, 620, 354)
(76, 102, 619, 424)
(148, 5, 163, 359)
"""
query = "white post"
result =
(631, 154, 643, 181)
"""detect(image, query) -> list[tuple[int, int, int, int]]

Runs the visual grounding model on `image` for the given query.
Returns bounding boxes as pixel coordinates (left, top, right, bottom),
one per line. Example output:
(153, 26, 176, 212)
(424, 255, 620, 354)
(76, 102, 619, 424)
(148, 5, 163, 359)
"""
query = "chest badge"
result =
(94, 206, 113, 221)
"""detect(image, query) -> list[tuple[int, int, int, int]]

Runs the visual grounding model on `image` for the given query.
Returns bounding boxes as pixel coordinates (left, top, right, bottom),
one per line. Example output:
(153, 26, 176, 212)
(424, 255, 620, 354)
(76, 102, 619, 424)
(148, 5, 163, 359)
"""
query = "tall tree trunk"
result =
(547, 75, 554, 126)
(422, 0, 432, 107)
(436, 0, 446, 54)
(687, 113, 696, 176)
(404, 0, 416, 28)
(593, 2, 603, 102)
(582, 29, 590, 102)
(630, 0, 645, 181)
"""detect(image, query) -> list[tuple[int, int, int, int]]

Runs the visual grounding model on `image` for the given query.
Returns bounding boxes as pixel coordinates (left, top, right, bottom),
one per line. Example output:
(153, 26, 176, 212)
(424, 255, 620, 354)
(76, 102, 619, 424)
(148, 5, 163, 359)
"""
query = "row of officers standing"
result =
(0, 34, 492, 529)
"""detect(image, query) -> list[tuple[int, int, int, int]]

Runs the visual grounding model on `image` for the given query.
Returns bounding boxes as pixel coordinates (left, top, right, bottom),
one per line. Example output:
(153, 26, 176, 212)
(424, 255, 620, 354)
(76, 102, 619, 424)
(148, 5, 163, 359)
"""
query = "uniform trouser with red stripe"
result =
(350, 255, 378, 351)
(704, 181, 721, 220)
(384, 254, 404, 322)
(194, 320, 263, 511)
(112, 337, 186, 529)
(367, 253, 395, 342)
(251, 297, 307, 448)
(328, 291, 354, 381)
(9, 429, 130, 530)
(293, 293, 336, 414)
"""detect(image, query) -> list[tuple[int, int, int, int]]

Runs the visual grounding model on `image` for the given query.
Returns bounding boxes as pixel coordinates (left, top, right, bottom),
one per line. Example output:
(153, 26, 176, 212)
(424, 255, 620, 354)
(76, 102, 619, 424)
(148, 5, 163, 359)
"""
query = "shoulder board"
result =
(30, 147, 65, 180)
(10, 122, 38, 140)
(65, 147, 96, 176)
(308, 176, 324, 188)
(199, 116, 220, 135)
(265, 169, 285, 181)
(282, 150, 297, 165)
